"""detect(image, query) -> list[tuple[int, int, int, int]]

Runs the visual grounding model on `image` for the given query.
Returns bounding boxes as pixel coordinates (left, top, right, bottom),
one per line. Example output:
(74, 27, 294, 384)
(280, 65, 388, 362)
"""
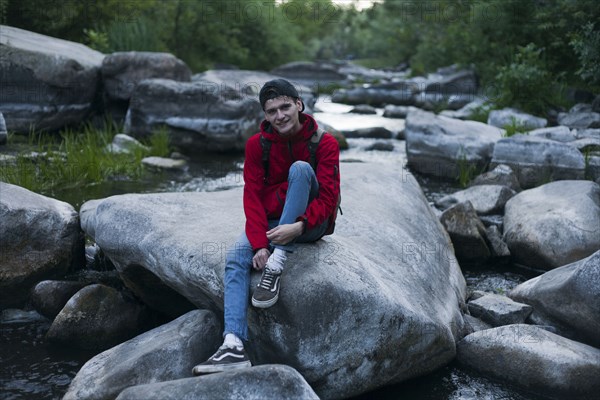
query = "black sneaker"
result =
(192, 345, 251, 375)
(251, 267, 282, 308)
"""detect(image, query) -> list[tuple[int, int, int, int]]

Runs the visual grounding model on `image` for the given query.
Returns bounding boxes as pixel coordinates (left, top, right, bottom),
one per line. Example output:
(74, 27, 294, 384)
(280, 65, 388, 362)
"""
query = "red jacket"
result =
(243, 113, 340, 251)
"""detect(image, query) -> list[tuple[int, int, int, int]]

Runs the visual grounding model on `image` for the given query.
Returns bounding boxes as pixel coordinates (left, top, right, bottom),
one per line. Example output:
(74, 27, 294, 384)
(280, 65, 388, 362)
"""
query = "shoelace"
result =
(258, 269, 277, 289)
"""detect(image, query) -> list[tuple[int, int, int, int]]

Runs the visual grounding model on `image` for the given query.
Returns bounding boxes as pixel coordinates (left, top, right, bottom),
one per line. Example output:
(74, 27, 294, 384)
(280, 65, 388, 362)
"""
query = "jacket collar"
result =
(260, 113, 317, 143)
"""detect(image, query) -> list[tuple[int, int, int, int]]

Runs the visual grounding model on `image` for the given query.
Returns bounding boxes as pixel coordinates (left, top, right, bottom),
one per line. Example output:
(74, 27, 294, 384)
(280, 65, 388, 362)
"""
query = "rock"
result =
(343, 126, 393, 139)
(79, 162, 466, 398)
(271, 60, 346, 88)
(439, 98, 487, 120)
(115, 364, 318, 400)
(457, 324, 600, 399)
(467, 293, 532, 326)
(0, 309, 48, 324)
(405, 109, 503, 180)
(0, 112, 6, 145)
(558, 110, 600, 129)
(46, 284, 149, 350)
(193, 69, 316, 114)
(487, 108, 547, 130)
(30, 280, 87, 319)
(439, 201, 490, 261)
(528, 125, 576, 142)
(331, 85, 415, 107)
(0, 25, 104, 133)
(435, 185, 516, 215)
(478, 214, 503, 230)
(509, 250, 600, 347)
(503, 180, 600, 270)
(490, 135, 585, 188)
(470, 164, 521, 192)
(106, 133, 149, 154)
(125, 79, 263, 152)
(413, 92, 475, 111)
(63, 310, 221, 400)
(575, 128, 600, 140)
(485, 226, 510, 258)
(592, 95, 600, 113)
(424, 69, 478, 94)
(462, 314, 492, 335)
(571, 137, 600, 152)
(365, 141, 394, 152)
(142, 156, 187, 171)
(0, 183, 84, 308)
(349, 104, 377, 114)
(102, 52, 191, 101)
(382, 105, 419, 119)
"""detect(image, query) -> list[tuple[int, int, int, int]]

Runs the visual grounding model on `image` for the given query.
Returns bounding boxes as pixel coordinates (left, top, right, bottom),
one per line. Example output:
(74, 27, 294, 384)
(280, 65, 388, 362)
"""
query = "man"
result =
(192, 79, 340, 374)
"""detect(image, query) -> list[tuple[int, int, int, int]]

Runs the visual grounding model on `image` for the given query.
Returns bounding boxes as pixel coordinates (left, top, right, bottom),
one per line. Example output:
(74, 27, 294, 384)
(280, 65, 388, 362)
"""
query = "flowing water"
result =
(0, 97, 547, 400)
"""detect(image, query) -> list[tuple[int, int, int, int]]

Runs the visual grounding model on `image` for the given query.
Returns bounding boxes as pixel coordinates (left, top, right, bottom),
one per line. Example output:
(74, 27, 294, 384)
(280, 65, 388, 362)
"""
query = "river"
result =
(0, 97, 547, 400)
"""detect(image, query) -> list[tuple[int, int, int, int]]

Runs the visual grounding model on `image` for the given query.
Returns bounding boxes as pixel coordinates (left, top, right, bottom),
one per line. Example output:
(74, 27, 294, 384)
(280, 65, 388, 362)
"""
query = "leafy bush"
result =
(571, 22, 600, 89)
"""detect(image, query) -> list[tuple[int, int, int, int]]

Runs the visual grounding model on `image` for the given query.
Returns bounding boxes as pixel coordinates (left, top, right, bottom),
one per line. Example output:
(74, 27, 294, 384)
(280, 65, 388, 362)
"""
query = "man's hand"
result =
(266, 221, 304, 245)
(252, 248, 271, 271)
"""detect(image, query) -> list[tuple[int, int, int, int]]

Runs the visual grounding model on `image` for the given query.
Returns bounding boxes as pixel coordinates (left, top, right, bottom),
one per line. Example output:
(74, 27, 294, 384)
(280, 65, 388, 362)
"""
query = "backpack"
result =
(260, 127, 342, 235)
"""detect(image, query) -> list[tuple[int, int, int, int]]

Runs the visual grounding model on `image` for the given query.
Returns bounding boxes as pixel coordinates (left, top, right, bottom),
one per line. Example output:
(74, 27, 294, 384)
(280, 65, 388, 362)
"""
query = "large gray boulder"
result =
(0, 182, 84, 308)
(63, 309, 221, 400)
(457, 324, 600, 399)
(509, 250, 600, 347)
(405, 109, 503, 179)
(102, 52, 191, 101)
(79, 162, 466, 399)
(46, 284, 149, 350)
(491, 135, 586, 188)
(0, 25, 104, 133)
(125, 78, 263, 152)
(558, 110, 600, 129)
(331, 85, 415, 107)
(115, 364, 318, 400)
(423, 69, 478, 95)
(503, 180, 600, 270)
(193, 69, 316, 114)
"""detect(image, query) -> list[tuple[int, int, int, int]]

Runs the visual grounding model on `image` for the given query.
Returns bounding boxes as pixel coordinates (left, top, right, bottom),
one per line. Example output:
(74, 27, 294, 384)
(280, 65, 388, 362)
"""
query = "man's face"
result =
(264, 96, 303, 137)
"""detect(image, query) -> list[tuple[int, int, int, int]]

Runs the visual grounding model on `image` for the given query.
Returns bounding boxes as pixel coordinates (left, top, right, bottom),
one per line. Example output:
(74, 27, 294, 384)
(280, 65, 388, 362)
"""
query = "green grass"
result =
(502, 117, 531, 138)
(456, 149, 478, 188)
(0, 122, 172, 194)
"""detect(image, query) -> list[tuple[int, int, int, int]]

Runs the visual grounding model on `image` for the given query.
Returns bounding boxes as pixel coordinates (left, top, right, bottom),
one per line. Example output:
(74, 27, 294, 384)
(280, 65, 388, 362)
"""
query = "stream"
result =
(0, 97, 547, 400)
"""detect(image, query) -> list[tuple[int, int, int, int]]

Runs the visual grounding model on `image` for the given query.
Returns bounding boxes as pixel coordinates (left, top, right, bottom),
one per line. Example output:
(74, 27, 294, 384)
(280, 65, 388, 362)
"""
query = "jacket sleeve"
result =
(297, 134, 340, 230)
(243, 136, 269, 251)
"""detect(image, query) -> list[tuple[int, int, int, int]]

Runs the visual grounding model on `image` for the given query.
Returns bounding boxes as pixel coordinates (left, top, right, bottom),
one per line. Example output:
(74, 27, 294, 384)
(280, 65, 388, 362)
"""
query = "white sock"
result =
(223, 333, 243, 349)
(266, 248, 287, 273)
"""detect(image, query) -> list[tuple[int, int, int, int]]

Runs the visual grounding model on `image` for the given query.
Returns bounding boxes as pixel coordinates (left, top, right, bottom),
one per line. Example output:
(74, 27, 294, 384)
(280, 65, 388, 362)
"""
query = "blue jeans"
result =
(223, 161, 328, 341)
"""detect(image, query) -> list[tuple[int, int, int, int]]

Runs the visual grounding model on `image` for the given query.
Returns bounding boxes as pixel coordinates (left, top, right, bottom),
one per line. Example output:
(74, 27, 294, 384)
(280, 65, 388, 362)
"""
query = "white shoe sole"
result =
(192, 360, 252, 375)
(251, 293, 279, 308)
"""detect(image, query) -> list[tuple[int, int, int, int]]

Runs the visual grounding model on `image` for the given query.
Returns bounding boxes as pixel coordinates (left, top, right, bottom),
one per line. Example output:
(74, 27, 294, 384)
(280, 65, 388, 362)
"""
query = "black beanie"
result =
(259, 79, 305, 112)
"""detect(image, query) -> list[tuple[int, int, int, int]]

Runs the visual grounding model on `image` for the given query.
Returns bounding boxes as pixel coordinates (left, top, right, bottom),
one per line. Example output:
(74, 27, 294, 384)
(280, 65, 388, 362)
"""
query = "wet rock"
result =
(0, 183, 84, 308)
(487, 108, 547, 130)
(457, 324, 600, 399)
(343, 126, 393, 139)
(0, 25, 104, 133)
(485, 226, 510, 258)
(558, 110, 600, 129)
(142, 156, 187, 171)
(490, 135, 585, 188)
(467, 293, 532, 326)
(435, 185, 516, 215)
(405, 109, 503, 180)
(439, 201, 490, 261)
(383, 105, 418, 119)
(503, 180, 600, 270)
(63, 310, 221, 400)
(0, 112, 6, 145)
(79, 162, 466, 399)
(470, 164, 521, 192)
(46, 284, 149, 350)
(365, 141, 394, 152)
(125, 79, 263, 152)
(30, 280, 87, 319)
(349, 104, 377, 114)
(105, 133, 149, 154)
(509, 250, 600, 347)
(116, 364, 318, 400)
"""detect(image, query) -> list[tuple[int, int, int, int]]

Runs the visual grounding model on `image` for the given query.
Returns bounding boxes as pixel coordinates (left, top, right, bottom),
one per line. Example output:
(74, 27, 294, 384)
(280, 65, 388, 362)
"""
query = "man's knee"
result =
(288, 160, 312, 181)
